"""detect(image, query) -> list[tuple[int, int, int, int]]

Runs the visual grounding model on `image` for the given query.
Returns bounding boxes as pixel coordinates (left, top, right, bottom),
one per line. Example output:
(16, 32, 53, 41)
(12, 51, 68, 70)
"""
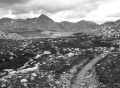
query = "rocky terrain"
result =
(0, 14, 120, 88)
(93, 19, 120, 39)
(0, 31, 24, 40)
(0, 32, 119, 88)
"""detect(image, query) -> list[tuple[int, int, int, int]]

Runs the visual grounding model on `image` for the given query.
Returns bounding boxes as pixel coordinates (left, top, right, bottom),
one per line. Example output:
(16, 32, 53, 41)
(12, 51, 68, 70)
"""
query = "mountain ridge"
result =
(2, 14, 120, 39)
(0, 14, 99, 34)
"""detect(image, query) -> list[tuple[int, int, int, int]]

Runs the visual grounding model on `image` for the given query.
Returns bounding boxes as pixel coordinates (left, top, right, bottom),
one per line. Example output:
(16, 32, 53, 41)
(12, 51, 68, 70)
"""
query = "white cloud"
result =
(84, 0, 120, 23)
(14, 11, 41, 19)
(0, 0, 120, 24)
(0, 9, 15, 18)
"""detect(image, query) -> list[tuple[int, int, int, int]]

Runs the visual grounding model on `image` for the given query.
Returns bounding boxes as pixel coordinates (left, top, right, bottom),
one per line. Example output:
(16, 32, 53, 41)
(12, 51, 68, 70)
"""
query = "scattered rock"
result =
(31, 73, 37, 77)
(20, 79, 27, 83)
(67, 53, 74, 57)
(35, 54, 41, 59)
(44, 51, 51, 55)
(1, 84, 6, 88)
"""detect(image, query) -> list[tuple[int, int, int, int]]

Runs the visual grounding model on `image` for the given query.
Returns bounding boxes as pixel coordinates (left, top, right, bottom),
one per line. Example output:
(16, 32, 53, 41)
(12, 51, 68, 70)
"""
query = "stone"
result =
(67, 52, 74, 57)
(20, 79, 27, 83)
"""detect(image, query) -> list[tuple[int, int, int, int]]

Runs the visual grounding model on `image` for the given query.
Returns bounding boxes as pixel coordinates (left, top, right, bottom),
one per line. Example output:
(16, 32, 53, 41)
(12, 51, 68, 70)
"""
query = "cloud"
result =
(109, 13, 120, 17)
(1, 0, 103, 15)
(11, 0, 86, 15)
(24, 0, 102, 13)
(0, 0, 31, 14)
(84, 0, 120, 23)
(44, 0, 110, 22)
(0, 0, 30, 5)
(0, 0, 119, 24)
(22, 0, 104, 21)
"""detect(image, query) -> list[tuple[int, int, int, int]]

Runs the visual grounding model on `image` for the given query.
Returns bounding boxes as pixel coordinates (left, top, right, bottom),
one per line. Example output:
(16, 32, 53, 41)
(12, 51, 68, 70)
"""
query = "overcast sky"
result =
(0, 0, 119, 24)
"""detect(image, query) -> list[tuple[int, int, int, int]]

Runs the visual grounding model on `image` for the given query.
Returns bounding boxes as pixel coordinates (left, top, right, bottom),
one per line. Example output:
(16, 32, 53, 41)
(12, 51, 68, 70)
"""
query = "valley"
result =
(0, 14, 120, 88)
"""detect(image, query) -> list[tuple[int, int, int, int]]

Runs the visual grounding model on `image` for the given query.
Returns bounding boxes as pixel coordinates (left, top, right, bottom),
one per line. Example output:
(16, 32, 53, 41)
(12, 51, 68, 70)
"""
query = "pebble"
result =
(1, 84, 6, 87)
(67, 53, 74, 57)
(20, 79, 27, 83)
(31, 73, 37, 77)
(44, 51, 51, 55)
(35, 54, 41, 59)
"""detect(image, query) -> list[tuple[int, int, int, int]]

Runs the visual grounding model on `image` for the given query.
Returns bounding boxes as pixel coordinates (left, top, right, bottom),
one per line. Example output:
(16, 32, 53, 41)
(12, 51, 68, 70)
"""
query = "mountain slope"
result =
(0, 14, 99, 35)
(93, 19, 120, 39)
(0, 14, 64, 33)
(59, 20, 99, 33)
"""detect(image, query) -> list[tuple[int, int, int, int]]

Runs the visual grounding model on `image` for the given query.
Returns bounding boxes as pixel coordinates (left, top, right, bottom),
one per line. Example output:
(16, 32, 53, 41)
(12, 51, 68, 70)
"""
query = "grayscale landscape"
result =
(0, 0, 120, 88)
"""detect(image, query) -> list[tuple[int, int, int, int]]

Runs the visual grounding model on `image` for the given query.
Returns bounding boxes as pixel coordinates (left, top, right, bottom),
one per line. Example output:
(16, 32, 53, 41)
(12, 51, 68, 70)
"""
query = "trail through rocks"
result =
(72, 48, 114, 88)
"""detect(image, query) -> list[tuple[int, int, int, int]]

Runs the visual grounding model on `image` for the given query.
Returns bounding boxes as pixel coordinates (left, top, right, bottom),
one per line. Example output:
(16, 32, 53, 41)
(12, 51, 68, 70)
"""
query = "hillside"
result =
(93, 19, 120, 39)
(0, 14, 99, 38)
(59, 20, 99, 33)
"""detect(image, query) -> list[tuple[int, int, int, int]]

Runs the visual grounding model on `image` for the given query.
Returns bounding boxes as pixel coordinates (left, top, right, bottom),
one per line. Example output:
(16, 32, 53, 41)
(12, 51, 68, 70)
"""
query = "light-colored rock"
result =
(75, 48, 79, 51)
(67, 53, 74, 57)
(31, 73, 37, 77)
(35, 54, 41, 59)
(20, 79, 27, 83)
(44, 51, 51, 55)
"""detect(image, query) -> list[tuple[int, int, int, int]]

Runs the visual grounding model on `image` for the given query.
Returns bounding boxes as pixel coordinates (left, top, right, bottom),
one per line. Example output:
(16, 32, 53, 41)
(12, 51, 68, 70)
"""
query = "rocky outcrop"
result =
(0, 31, 24, 40)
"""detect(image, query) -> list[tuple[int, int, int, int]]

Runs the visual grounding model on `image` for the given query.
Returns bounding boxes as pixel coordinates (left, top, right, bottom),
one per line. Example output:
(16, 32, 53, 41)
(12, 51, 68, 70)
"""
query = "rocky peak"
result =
(38, 14, 53, 22)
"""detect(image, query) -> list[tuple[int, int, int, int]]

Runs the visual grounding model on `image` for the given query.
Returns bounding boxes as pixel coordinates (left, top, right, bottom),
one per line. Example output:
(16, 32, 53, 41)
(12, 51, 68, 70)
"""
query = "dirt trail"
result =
(72, 48, 114, 88)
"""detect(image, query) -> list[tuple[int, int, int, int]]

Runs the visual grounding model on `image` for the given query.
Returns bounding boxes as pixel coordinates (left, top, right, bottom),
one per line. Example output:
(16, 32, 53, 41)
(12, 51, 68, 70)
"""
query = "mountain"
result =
(37, 14, 54, 22)
(59, 20, 99, 33)
(74, 20, 99, 33)
(0, 14, 100, 38)
(0, 14, 65, 34)
(35, 14, 64, 31)
(93, 19, 120, 38)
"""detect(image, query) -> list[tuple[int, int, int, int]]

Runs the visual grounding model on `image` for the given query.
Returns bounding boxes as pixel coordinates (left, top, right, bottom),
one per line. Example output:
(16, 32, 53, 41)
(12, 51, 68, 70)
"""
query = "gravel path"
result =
(72, 48, 114, 88)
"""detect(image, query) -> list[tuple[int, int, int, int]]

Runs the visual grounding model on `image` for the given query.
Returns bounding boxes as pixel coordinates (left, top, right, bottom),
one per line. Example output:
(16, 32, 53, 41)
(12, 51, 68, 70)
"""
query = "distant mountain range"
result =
(0, 14, 120, 39)
(0, 14, 98, 33)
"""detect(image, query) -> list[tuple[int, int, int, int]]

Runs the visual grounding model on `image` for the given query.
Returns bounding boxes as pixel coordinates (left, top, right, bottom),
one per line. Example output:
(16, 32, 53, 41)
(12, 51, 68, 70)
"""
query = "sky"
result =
(0, 0, 120, 24)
